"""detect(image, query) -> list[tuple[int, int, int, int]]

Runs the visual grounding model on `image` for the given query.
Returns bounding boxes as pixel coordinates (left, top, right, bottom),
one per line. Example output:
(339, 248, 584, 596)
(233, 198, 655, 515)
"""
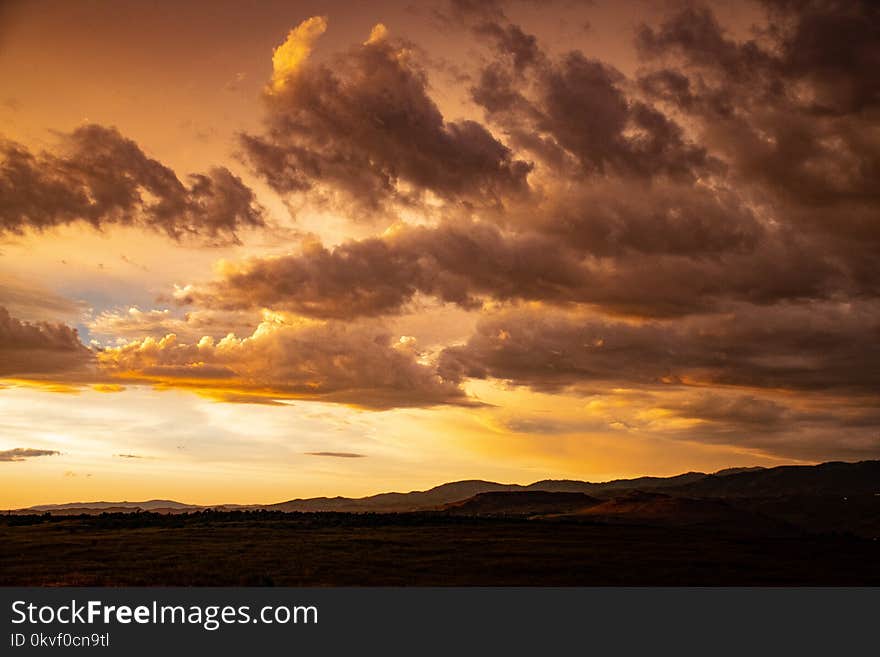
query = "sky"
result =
(1, 0, 878, 508)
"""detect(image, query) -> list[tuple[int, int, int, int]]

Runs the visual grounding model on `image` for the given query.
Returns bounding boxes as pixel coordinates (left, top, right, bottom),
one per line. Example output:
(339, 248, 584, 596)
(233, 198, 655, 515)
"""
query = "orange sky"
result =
(1, 0, 878, 507)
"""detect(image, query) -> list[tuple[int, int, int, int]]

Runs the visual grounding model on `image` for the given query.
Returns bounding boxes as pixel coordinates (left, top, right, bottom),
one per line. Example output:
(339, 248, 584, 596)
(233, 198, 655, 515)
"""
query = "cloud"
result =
(0, 274, 85, 322)
(0, 306, 470, 409)
(0, 448, 60, 462)
(96, 315, 470, 409)
(242, 17, 532, 216)
(270, 16, 328, 91)
(438, 302, 880, 395)
(2, 1, 879, 464)
(177, 222, 588, 318)
(178, 209, 855, 320)
(636, 2, 880, 259)
(87, 306, 259, 343)
(471, 24, 714, 180)
(0, 306, 93, 377)
(493, 387, 880, 461)
(177, 5, 879, 322)
(651, 390, 880, 461)
(0, 125, 265, 244)
(305, 451, 366, 458)
(474, 20, 541, 73)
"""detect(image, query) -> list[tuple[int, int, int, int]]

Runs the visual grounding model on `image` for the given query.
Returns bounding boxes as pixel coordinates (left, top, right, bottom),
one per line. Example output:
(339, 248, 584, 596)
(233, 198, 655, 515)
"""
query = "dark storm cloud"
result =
(496, 387, 880, 460)
(508, 180, 764, 257)
(661, 393, 796, 430)
(0, 448, 60, 462)
(636, 2, 880, 243)
(639, 1, 880, 116)
(179, 222, 586, 318)
(439, 0, 507, 24)
(650, 390, 880, 460)
(471, 38, 714, 179)
(178, 2, 880, 333)
(0, 125, 265, 243)
(181, 212, 853, 320)
(0, 306, 93, 377)
(437, 302, 880, 395)
(241, 21, 532, 215)
(655, 391, 880, 461)
(474, 21, 542, 73)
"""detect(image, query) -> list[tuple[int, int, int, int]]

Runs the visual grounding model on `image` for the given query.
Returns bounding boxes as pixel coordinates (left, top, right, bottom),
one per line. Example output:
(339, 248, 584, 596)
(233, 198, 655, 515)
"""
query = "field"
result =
(2, 511, 879, 586)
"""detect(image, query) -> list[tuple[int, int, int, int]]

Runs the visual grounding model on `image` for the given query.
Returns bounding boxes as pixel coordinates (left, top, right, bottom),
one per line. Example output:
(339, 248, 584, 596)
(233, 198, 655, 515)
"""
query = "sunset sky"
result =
(1, 0, 878, 508)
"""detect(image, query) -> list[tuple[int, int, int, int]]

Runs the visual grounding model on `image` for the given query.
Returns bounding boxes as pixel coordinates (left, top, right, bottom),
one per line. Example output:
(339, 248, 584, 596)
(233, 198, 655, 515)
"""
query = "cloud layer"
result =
(1, 125, 264, 244)
(0, 448, 60, 462)
(438, 302, 880, 396)
(0, 306, 93, 377)
(3, 2, 879, 463)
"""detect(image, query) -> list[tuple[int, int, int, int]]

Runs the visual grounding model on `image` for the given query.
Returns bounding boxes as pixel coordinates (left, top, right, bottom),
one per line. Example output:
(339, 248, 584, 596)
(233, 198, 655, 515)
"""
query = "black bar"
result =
(1, 587, 877, 655)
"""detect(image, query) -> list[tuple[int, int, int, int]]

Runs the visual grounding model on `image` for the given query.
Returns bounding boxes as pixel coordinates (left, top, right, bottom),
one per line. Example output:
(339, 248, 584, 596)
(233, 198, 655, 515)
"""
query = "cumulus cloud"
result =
(96, 315, 469, 409)
(0, 125, 265, 243)
(180, 3, 880, 323)
(4, 1, 879, 461)
(1, 306, 469, 410)
(88, 306, 260, 343)
(0, 306, 93, 377)
(242, 17, 532, 215)
(270, 16, 329, 91)
(0, 448, 60, 462)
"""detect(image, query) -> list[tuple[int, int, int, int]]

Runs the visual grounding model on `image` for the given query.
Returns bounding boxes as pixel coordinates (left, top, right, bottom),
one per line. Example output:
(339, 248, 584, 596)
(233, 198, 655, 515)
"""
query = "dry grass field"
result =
(2, 511, 878, 586)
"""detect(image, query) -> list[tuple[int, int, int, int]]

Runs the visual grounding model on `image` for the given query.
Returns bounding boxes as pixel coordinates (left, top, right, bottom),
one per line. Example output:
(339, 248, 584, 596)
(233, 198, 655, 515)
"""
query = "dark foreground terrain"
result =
(4, 461, 878, 585)
(1, 511, 879, 586)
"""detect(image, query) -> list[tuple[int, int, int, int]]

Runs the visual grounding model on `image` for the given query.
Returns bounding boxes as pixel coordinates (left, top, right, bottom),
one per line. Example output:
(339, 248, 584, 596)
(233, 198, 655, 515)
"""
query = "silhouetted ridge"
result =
(28, 499, 197, 511)
(668, 460, 880, 498)
(560, 491, 793, 533)
(11, 460, 879, 517)
(440, 491, 600, 516)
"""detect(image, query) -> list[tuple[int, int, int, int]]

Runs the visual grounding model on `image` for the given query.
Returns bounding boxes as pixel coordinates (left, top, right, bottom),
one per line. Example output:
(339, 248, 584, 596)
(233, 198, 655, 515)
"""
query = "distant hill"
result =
(554, 491, 793, 533)
(31, 506, 154, 516)
(713, 466, 766, 477)
(27, 499, 200, 512)
(665, 460, 880, 498)
(11, 460, 879, 521)
(439, 491, 600, 516)
(267, 472, 713, 513)
(266, 480, 528, 513)
(18, 505, 210, 516)
(523, 472, 707, 497)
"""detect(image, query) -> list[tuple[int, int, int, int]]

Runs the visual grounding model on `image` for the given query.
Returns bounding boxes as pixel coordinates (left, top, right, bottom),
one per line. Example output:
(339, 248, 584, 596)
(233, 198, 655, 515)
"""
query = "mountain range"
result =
(16, 458, 879, 512)
(7, 460, 880, 539)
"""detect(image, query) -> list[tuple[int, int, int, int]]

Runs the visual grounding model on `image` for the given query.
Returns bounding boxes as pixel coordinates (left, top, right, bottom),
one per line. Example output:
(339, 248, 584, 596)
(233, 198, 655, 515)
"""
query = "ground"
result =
(2, 512, 878, 586)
